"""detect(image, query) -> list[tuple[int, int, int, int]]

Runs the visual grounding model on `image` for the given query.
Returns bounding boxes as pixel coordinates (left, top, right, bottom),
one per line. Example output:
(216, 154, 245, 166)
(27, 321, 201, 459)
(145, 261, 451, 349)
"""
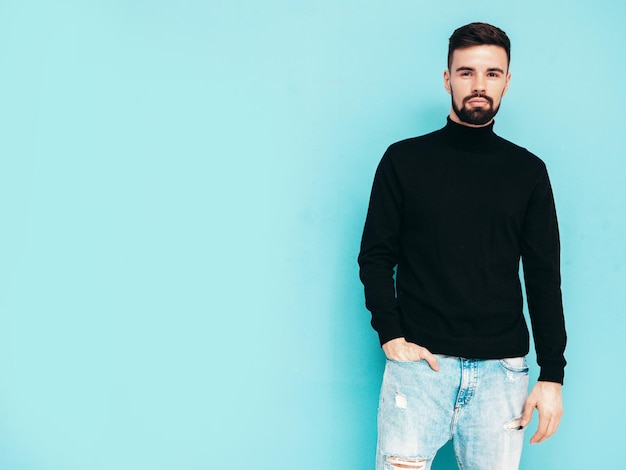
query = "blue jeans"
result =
(377, 355, 529, 470)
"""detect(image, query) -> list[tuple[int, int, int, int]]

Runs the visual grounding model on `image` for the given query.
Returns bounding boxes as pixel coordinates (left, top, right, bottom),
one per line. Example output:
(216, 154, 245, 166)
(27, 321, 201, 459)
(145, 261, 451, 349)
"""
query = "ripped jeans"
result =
(377, 355, 529, 470)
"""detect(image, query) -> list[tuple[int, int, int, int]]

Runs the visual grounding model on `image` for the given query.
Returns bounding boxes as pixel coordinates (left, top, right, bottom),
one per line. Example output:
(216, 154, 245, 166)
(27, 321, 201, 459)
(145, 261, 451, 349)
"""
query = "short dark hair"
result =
(448, 22, 511, 69)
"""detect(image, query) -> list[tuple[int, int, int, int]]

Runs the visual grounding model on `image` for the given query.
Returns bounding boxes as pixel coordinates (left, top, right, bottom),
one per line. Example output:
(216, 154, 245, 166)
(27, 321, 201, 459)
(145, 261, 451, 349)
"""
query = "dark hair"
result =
(448, 22, 510, 69)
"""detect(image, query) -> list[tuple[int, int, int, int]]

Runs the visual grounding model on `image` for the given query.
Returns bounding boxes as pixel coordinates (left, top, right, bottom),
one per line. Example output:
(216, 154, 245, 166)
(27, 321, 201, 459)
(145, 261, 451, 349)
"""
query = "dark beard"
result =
(451, 92, 500, 126)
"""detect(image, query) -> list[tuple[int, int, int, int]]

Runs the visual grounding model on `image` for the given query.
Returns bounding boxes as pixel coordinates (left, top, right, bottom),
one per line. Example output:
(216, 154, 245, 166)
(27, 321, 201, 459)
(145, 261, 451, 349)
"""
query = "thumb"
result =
(422, 349, 440, 372)
(520, 399, 535, 427)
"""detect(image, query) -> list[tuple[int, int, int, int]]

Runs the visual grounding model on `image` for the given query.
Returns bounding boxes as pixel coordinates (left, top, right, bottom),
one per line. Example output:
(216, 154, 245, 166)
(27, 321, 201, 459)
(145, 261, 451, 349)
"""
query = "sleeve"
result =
(520, 165, 567, 384)
(357, 148, 405, 346)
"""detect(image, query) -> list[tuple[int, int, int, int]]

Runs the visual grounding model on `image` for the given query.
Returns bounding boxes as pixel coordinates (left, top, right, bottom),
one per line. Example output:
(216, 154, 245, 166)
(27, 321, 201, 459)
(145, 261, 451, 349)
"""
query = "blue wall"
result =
(0, 1, 624, 468)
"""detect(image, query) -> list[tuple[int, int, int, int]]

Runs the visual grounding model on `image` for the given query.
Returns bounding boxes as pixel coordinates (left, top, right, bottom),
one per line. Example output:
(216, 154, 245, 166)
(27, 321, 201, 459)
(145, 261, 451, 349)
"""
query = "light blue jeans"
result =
(377, 355, 529, 470)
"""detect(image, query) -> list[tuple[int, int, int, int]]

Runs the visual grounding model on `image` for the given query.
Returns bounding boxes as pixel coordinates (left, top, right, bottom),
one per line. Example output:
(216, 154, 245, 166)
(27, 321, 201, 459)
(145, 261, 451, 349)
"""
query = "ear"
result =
(444, 69, 451, 95)
(502, 72, 512, 97)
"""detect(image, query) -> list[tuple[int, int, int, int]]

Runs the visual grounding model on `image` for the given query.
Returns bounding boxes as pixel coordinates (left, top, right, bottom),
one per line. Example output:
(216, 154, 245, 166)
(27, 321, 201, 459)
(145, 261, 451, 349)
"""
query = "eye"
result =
(487, 72, 501, 78)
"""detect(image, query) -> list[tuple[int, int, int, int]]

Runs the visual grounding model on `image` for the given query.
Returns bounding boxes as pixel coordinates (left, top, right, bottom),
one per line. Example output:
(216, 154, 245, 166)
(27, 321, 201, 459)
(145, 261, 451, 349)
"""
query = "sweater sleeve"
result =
(358, 149, 405, 346)
(520, 166, 567, 384)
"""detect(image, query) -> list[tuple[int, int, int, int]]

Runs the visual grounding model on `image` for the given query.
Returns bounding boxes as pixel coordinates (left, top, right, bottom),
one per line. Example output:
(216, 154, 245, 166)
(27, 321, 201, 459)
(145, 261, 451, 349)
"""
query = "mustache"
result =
(462, 93, 494, 106)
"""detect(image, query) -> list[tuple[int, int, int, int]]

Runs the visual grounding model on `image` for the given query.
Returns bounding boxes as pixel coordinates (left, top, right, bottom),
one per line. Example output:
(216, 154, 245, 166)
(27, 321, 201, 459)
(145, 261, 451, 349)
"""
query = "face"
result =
(444, 45, 511, 127)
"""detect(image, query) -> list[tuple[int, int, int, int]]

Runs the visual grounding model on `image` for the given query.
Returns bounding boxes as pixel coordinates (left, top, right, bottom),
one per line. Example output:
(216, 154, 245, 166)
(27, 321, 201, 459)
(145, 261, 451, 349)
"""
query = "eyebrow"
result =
(455, 66, 506, 74)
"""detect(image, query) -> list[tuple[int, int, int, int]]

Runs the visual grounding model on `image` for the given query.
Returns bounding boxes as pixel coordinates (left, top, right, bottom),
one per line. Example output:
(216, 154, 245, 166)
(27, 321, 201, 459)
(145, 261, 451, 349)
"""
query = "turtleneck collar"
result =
(442, 116, 498, 152)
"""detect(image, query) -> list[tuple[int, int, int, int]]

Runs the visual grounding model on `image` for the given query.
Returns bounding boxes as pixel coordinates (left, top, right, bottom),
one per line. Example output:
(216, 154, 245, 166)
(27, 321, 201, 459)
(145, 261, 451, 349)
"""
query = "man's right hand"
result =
(382, 337, 440, 371)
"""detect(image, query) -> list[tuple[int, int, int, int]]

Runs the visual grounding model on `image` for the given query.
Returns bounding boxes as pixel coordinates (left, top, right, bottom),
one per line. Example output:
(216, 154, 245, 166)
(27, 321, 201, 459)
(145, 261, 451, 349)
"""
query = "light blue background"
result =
(0, 1, 624, 469)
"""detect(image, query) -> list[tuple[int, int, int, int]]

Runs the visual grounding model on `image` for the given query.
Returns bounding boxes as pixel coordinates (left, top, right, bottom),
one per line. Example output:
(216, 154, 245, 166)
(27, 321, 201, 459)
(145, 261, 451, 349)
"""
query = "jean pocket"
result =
(499, 357, 529, 373)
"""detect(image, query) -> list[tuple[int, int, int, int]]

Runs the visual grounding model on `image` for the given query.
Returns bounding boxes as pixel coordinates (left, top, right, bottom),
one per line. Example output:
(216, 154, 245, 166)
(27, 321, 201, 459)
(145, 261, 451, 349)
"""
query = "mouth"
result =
(467, 98, 490, 106)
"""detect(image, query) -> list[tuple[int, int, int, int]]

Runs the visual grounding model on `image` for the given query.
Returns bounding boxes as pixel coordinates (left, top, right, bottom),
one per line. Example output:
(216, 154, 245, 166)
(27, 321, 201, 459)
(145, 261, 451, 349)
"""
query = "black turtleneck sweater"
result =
(358, 118, 566, 383)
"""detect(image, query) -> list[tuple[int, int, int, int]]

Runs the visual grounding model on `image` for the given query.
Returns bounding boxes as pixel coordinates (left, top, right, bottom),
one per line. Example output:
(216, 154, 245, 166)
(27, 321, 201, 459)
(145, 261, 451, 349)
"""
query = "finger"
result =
(530, 420, 554, 444)
(539, 415, 561, 443)
(530, 413, 550, 444)
(533, 405, 563, 443)
(530, 421, 548, 444)
(520, 400, 535, 427)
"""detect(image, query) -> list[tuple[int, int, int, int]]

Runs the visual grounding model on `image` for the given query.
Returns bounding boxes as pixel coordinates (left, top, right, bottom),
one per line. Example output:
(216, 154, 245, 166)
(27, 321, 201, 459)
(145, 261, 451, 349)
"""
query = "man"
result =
(358, 23, 566, 470)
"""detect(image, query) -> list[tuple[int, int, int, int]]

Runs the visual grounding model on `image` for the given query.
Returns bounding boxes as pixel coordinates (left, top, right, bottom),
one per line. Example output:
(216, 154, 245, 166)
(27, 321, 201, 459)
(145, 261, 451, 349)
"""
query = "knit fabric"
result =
(358, 118, 566, 383)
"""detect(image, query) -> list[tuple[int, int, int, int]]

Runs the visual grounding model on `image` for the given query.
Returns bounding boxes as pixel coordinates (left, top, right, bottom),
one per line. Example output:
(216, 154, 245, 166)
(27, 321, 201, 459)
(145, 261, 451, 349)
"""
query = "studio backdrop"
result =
(0, 1, 624, 469)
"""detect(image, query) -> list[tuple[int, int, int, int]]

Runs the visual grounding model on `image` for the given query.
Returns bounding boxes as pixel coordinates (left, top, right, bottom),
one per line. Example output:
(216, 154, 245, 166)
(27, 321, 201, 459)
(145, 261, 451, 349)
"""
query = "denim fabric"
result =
(377, 355, 529, 470)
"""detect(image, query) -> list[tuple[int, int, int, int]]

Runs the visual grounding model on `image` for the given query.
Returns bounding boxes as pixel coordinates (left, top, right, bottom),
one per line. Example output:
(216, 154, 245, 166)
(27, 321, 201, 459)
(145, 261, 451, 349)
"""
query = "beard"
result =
(451, 91, 500, 126)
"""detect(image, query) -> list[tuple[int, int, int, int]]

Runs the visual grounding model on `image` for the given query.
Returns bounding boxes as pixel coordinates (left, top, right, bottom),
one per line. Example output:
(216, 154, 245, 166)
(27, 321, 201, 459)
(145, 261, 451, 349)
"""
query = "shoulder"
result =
(381, 129, 445, 168)
(386, 129, 444, 154)
(493, 135, 550, 184)
(494, 135, 547, 170)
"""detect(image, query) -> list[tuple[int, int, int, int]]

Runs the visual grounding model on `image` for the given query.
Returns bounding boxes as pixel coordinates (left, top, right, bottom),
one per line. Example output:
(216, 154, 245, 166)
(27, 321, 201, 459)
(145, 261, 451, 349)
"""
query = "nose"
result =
(472, 74, 486, 94)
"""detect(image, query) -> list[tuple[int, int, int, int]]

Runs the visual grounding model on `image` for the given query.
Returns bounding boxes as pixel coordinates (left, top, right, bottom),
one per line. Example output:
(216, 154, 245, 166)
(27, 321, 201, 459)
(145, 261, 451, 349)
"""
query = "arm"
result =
(521, 167, 566, 383)
(520, 165, 567, 441)
(358, 149, 405, 345)
(359, 148, 440, 371)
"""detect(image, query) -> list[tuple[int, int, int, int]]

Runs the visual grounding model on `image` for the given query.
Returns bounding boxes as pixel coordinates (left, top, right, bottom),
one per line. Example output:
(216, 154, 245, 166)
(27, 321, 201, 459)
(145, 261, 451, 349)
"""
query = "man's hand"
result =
(521, 381, 563, 444)
(382, 337, 439, 371)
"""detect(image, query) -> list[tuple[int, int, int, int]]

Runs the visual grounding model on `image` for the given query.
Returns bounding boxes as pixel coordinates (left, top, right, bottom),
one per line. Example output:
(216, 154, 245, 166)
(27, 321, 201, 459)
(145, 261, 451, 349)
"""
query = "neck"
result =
(442, 116, 497, 152)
